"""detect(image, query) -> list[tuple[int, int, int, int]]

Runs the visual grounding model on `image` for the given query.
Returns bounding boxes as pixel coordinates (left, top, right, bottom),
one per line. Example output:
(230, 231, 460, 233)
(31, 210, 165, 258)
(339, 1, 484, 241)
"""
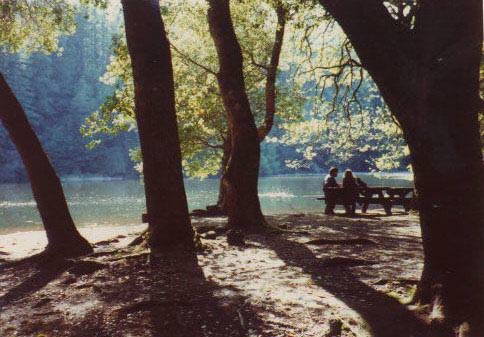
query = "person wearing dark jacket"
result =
(343, 169, 358, 215)
(323, 167, 339, 215)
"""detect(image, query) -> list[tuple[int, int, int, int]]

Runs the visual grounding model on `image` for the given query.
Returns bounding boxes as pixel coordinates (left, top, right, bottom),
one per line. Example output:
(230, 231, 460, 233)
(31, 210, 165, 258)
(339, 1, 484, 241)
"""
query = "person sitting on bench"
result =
(354, 176, 371, 213)
(323, 167, 339, 215)
(343, 169, 358, 215)
(355, 177, 368, 189)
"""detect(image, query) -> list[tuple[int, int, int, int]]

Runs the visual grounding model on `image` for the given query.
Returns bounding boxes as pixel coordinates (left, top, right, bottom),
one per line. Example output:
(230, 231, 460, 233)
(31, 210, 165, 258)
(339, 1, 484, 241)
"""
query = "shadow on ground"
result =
(253, 232, 427, 337)
(0, 259, 72, 309)
(0, 213, 426, 337)
(0, 248, 267, 337)
(146, 250, 266, 337)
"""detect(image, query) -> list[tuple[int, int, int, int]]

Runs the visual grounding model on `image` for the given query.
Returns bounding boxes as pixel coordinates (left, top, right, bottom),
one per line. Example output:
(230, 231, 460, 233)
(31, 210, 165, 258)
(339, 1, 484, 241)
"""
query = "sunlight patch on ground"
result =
(198, 237, 373, 337)
(0, 224, 146, 259)
(55, 297, 101, 320)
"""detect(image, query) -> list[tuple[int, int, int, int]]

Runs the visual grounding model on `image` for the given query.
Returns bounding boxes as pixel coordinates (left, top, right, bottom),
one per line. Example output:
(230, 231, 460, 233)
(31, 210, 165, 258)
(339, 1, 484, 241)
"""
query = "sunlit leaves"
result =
(279, 82, 408, 171)
(0, 0, 77, 53)
(382, 0, 417, 29)
(83, 0, 305, 179)
(79, 0, 108, 9)
(81, 0, 411, 178)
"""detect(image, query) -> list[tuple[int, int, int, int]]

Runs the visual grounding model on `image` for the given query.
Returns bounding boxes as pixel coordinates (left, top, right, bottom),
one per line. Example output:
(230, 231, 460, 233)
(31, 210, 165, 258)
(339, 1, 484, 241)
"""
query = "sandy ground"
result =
(0, 224, 147, 260)
(0, 210, 427, 337)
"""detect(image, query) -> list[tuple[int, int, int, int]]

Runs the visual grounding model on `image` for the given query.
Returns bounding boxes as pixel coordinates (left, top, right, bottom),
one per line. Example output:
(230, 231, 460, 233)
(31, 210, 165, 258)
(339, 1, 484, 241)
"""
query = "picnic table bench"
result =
(317, 186, 415, 215)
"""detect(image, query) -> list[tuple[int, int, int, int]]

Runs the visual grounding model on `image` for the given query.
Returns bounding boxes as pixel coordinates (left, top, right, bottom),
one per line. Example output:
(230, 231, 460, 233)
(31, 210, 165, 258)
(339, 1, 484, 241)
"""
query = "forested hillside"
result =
(0, 8, 137, 182)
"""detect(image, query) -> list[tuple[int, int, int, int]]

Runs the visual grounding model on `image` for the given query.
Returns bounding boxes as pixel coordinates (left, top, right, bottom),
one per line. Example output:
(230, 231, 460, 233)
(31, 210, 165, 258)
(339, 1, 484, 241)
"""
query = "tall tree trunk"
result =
(0, 73, 92, 257)
(318, 0, 483, 333)
(206, 0, 266, 229)
(406, 119, 483, 334)
(216, 3, 286, 214)
(121, 0, 194, 251)
(399, 8, 483, 326)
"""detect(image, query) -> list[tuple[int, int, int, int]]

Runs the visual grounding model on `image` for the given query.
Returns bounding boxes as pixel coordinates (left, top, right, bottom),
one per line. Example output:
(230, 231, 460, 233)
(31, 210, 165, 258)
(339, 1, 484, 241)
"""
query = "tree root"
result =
(190, 204, 226, 217)
(128, 229, 149, 247)
(0, 243, 92, 271)
(128, 228, 206, 254)
(373, 278, 419, 286)
(66, 260, 106, 276)
(306, 238, 376, 245)
(105, 252, 150, 262)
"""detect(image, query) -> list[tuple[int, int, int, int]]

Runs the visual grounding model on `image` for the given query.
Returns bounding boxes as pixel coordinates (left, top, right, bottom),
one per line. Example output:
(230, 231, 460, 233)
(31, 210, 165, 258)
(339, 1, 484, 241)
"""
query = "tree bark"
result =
(216, 3, 286, 214)
(206, 0, 266, 229)
(216, 135, 231, 212)
(121, 0, 194, 251)
(318, 0, 483, 333)
(257, 2, 286, 141)
(0, 73, 92, 257)
(407, 122, 483, 335)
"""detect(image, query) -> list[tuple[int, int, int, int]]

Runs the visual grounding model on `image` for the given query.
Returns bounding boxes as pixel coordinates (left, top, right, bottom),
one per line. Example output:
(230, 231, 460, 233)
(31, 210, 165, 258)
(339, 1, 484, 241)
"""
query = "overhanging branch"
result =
(170, 42, 218, 76)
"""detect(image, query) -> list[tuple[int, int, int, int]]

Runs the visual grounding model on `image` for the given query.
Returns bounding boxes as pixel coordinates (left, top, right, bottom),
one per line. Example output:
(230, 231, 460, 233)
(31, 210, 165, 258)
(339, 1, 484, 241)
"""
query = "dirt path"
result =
(0, 212, 427, 337)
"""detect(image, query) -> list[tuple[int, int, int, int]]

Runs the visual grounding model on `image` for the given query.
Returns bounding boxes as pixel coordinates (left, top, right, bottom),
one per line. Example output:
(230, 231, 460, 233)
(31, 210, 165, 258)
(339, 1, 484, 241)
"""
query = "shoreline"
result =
(0, 210, 418, 261)
(0, 170, 414, 184)
(0, 223, 147, 260)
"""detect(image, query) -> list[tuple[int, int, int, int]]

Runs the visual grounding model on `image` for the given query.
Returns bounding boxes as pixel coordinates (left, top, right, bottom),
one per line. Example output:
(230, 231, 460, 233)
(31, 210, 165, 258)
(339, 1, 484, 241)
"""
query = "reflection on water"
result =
(258, 191, 295, 198)
(0, 173, 412, 233)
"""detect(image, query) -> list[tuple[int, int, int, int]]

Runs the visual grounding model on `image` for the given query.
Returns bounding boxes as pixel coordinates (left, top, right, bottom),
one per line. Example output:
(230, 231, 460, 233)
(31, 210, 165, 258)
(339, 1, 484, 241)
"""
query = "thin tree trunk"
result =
(206, 0, 266, 229)
(0, 73, 92, 257)
(121, 0, 194, 251)
(257, 2, 286, 141)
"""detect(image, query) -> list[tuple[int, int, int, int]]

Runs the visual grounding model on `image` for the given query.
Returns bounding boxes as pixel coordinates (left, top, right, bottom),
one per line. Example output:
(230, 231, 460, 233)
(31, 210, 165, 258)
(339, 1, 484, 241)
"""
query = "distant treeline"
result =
(0, 12, 137, 183)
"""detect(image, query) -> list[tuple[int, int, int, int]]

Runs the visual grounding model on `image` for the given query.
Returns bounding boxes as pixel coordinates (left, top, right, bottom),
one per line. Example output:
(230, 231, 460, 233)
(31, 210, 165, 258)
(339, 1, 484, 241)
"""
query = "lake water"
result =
(0, 173, 413, 234)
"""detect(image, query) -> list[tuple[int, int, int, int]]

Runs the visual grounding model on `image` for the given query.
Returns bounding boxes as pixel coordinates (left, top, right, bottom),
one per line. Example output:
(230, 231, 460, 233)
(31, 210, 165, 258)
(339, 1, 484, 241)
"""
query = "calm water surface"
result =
(0, 173, 412, 234)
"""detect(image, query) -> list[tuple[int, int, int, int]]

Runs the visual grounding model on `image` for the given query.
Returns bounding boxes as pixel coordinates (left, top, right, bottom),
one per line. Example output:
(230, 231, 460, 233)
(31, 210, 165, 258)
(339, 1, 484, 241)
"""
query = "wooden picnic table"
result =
(317, 186, 415, 215)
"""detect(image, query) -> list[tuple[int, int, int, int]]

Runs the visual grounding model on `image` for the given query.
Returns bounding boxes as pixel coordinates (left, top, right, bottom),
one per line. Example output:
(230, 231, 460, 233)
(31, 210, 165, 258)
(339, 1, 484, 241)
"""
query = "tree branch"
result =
(169, 42, 218, 76)
(247, 50, 268, 71)
(300, 58, 361, 74)
(317, 0, 414, 69)
(189, 135, 223, 150)
(258, 2, 287, 141)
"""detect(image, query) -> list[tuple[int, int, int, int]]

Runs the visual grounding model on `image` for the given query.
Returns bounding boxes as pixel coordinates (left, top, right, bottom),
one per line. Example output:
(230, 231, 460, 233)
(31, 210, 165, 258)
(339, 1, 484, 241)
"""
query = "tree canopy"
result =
(80, 0, 409, 182)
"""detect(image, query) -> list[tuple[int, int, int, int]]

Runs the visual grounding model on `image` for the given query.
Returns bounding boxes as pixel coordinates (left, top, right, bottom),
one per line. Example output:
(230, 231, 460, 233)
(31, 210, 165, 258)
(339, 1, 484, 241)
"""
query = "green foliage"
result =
(279, 81, 409, 172)
(0, 0, 77, 53)
(83, 0, 305, 179)
(0, 6, 133, 182)
(268, 2, 410, 172)
(0, 0, 412, 182)
(82, 0, 410, 178)
(80, 0, 108, 9)
(80, 35, 136, 147)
